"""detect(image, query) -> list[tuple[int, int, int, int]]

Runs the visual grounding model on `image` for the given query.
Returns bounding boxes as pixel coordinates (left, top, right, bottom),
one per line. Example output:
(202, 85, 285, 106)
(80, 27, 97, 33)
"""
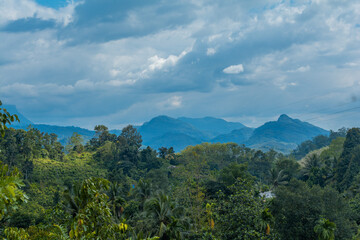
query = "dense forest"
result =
(2, 102, 360, 239)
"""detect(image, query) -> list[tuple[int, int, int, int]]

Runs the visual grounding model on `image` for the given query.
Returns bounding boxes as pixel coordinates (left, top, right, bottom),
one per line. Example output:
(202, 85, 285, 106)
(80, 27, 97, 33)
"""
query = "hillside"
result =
(31, 124, 95, 145)
(246, 114, 329, 153)
(211, 127, 254, 145)
(178, 116, 246, 138)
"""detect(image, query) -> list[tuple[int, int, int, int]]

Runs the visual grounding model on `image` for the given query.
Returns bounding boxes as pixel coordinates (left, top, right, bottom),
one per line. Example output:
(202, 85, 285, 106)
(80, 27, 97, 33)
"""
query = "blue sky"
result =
(0, 0, 360, 130)
(35, 0, 72, 9)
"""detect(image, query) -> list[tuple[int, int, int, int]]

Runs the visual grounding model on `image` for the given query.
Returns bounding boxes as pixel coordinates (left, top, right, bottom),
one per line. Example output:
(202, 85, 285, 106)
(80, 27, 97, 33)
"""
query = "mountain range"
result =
(5, 105, 329, 153)
(138, 115, 328, 153)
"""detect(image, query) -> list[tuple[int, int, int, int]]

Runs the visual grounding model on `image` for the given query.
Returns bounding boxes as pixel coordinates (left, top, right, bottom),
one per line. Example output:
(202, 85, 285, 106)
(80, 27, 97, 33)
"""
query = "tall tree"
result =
(336, 128, 360, 191)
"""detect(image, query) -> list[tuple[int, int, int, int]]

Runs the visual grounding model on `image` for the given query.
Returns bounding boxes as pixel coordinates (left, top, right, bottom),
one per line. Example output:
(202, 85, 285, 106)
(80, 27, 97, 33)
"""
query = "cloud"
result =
(288, 65, 310, 73)
(0, 0, 76, 26)
(206, 48, 216, 56)
(158, 96, 183, 110)
(147, 50, 187, 72)
(223, 64, 244, 74)
(1, 0, 360, 130)
(58, 0, 197, 44)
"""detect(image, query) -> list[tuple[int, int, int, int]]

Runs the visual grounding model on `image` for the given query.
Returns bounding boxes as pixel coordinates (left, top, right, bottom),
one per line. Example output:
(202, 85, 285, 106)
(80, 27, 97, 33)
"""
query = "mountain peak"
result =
(150, 115, 173, 121)
(278, 114, 293, 122)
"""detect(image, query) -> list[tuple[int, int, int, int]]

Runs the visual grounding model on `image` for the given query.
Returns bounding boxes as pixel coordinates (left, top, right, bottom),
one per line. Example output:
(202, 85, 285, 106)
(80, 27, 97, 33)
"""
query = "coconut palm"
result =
(314, 218, 336, 240)
(108, 182, 126, 221)
(256, 208, 274, 235)
(303, 154, 322, 176)
(269, 168, 288, 189)
(135, 179, 153, 209)
(144, 192, 190, 240)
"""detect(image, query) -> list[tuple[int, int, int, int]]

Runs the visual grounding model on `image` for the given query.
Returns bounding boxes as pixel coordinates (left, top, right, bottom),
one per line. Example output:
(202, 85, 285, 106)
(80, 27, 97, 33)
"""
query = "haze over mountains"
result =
(6, 105, 329, 153)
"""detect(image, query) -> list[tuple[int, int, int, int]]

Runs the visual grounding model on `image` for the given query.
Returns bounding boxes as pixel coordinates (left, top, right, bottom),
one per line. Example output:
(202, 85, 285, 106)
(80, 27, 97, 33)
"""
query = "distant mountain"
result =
(246, 114, 329, 153)
(211, 127, 254, 145)
(31, 124, 95, 145)
(148, 132, 202, 151)
(138, 115, 250, 151)
(3, 105, 33, 127)
(178, 117, 246, 138)
(139, 115, 210, 143)
(3, 104, 331, 153)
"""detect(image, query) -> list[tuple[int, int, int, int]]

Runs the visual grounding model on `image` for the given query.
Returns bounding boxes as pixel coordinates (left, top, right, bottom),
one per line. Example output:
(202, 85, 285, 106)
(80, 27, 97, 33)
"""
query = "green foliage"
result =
(4, 227, 30, 240)
(66, 132, 84, 154)
(314, 218, 336, 240)
(0, 101, 19, 137)
(219, 163, 254, 186)
(2, 113, 360, 240)
(271, 179, 355, 239)
(0, 162, 28, 220)
(292, 128, 347, 160)
(67, 177, 118, 239)
(214, 180, 277, 240)
(337, 128, 360, 191)
(32, 154, 106, 186)
(144, 192, 190, 240)
(320, 137, 345, 161)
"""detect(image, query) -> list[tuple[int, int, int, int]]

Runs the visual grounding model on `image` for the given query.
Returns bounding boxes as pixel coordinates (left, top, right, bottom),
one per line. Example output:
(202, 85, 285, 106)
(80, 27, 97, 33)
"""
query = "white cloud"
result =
(107, 79, 136, 87)
(158, 96, 183, 110)
(345, 62, 358, 67)
(148, 50, 187, 71)
(288, 65, 310, 73)
(0, 0, 76, 26)
(206, 48, 216, 56)
(223, 64, 244, 74)
(264, 4, 306, 25)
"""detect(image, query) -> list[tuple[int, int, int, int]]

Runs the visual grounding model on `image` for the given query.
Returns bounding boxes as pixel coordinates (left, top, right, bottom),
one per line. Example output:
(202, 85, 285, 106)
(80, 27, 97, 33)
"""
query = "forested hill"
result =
(8, 105, 329, 153)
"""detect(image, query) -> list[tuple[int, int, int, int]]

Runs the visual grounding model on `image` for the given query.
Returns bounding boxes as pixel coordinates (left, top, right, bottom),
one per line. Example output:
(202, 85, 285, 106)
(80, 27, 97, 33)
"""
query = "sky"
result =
(0, 0, 360, 130)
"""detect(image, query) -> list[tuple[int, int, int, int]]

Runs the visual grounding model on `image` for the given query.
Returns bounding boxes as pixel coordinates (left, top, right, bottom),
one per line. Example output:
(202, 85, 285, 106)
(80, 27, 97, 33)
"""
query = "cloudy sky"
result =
(1, 0, 360, 130)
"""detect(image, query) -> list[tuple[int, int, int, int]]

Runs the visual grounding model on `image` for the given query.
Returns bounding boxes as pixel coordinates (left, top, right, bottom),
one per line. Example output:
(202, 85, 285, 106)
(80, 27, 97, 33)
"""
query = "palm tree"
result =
(256, 208, 274, 235)
(63, 182, 82, 218)
(49, 224, 71, 240)
(108, 182, 126, 221)
(144, 192, 190, 240)
(314, 218, 336, 240)
(64, 178, 124, 239)
(135, 179, 152, 210)
(303, 154, 322, 176)
(269, 168, 288, 190)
